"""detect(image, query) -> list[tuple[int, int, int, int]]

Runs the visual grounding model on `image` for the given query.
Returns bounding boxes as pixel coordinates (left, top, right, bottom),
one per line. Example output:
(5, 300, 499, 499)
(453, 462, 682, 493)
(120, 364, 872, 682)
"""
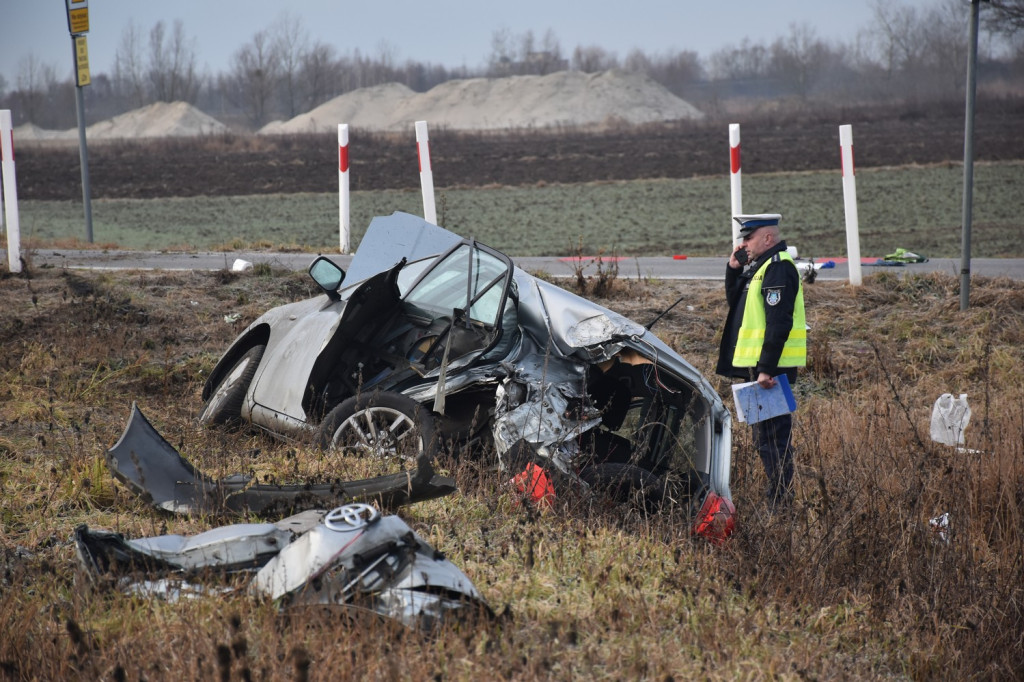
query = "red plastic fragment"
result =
(510, 463, 556, 508)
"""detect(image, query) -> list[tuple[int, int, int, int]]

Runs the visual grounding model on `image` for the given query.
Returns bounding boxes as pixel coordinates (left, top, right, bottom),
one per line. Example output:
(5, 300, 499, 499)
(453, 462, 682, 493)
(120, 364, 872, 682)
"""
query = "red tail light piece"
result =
(510, 463, 556, 508)
(692, 492, 736, 544)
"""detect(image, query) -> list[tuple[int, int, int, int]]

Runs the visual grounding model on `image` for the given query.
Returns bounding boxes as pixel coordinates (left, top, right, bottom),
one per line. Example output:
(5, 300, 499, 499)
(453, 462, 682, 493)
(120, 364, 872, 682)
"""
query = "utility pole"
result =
(960, 0, 985, 310)
(66, 0, 94, 243)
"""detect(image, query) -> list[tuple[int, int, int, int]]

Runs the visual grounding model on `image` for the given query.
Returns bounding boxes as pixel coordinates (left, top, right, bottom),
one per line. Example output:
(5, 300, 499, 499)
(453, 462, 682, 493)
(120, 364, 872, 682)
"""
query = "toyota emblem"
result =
(324, 503, 380, 531)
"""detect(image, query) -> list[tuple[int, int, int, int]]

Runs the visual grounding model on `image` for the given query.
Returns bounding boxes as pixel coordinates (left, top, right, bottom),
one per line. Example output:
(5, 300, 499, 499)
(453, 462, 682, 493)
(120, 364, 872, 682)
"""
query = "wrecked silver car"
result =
(75, 503, 491, 629)
(200, 212, 735, 539)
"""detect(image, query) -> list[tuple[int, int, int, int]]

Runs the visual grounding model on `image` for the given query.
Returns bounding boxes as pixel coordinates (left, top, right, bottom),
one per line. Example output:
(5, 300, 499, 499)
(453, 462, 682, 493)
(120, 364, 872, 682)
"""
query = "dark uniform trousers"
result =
(753, 410, 794, 507)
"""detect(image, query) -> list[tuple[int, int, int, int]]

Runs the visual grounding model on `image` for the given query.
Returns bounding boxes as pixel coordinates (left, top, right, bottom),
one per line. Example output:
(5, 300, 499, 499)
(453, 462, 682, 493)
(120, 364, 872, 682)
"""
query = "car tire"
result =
(317, 391, 439, 462)
(579, 462, 666, 508)
(199, 345, 264, 426)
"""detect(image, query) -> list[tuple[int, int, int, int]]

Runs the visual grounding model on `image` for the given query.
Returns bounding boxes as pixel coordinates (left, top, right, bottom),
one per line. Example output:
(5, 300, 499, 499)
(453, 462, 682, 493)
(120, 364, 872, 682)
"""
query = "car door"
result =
(396, 239, 515, 374)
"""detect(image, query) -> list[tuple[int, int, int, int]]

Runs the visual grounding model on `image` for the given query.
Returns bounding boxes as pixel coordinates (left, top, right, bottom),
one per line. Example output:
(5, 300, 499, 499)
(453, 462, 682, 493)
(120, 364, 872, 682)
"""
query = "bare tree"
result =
(148, 20, 200, 102)
(921, 0, 971, 95)
(487, 27, 516, 77)
(770, 24, 831, 99)
(517, 29, 537, 73)
(869, 0, 929, 82)
(299, 41, 340, 109)
(987, 0, 1024, 35)
(228, 29, 281, 126)
(113, 19, 147, 107)
(706, 40, 771, 80)
(637, 50, 703, 97)
(572, 45, 619, 72)
(15, 54, 57, 124)
(868, 0, 977, 98)
(486, 27, 564, 76)
(371, 40, 399, 84)
(271, 12, 309, 118)
(531, 29, 565, 74)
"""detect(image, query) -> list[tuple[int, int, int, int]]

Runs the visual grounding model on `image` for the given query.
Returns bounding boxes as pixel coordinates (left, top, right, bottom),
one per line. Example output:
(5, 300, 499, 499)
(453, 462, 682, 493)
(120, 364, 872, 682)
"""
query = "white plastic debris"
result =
(231, 258, 253, 272)
(224, 313, 243, 323)
(929, 512, 950, 544)
(930, 393, 971, 447)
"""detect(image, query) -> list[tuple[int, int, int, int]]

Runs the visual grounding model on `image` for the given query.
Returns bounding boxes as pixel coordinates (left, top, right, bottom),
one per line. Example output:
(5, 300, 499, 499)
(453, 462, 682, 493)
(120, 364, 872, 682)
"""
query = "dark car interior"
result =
(303, 243, 515, 424)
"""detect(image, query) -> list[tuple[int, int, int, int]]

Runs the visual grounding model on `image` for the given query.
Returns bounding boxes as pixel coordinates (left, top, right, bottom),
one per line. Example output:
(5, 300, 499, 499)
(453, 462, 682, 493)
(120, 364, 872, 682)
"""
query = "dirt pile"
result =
(259, 70, 704, 134)
(259, 82, 417, 135)
(14, 101, 229, 143)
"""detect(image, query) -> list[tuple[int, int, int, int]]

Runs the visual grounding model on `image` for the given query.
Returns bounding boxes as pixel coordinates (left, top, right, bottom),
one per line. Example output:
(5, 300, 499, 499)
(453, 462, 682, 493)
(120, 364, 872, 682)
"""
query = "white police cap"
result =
(733, 213, 781, 236)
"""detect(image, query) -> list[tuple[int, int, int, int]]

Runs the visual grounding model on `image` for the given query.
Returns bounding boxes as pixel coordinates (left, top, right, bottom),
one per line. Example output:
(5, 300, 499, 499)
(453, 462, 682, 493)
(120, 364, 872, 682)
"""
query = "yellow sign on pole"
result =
(74, 35, 91, 87)
(66, 0, 89, 35)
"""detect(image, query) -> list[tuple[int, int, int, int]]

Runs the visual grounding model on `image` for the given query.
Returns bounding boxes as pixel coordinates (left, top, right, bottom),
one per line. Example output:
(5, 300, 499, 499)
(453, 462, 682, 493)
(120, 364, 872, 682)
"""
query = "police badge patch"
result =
(765, 288, 782, 306)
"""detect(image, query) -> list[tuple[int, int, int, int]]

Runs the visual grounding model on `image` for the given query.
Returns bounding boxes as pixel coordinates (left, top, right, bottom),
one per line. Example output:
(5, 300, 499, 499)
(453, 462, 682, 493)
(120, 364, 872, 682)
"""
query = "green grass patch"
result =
(16, 162, 1024, 257)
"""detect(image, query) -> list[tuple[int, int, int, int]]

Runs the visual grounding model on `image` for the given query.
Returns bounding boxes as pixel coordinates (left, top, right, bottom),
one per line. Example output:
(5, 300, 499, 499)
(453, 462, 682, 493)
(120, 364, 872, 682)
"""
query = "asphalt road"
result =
(7, 249, 1024, 281)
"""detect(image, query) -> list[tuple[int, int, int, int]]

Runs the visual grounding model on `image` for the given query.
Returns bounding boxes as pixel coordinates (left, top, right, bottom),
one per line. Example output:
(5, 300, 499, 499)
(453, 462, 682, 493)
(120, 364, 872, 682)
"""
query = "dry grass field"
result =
(1, 262, 1021, 680)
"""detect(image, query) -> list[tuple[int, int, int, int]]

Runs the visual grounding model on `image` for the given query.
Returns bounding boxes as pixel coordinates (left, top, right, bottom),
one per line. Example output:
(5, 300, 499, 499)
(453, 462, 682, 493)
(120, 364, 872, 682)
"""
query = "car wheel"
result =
(317, 392, 438, 463)
(199, 345, 264, 426)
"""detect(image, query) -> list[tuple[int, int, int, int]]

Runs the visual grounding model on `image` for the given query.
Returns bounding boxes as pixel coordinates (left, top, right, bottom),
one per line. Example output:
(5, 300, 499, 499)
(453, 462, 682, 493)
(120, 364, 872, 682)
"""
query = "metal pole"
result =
(839, 125, 863, 286)
(73, 37, 94, 243)
(338, 123, 350, 253)
(960, 0, 981, 311)
(415, 121, 437, 225)
(729, 123, 742, 246)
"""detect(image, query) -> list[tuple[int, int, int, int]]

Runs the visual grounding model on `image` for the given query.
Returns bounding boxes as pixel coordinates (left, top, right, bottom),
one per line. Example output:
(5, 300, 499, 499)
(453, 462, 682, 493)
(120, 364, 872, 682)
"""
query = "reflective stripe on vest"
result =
(732, 251, 807, 368)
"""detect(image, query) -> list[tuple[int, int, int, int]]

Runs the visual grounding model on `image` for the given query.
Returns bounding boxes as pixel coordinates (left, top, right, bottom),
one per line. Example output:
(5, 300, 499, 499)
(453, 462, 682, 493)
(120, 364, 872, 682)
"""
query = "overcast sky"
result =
(3, 0, 938, 88)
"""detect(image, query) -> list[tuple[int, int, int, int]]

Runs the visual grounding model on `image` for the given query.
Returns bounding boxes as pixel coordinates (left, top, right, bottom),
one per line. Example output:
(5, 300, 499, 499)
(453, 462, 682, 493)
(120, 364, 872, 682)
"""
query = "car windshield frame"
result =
(401, 239, 514, 329)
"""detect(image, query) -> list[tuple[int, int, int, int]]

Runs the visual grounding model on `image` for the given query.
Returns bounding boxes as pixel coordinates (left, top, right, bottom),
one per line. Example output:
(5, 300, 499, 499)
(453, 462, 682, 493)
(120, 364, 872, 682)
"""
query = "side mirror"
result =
(309, 257, 345, 300)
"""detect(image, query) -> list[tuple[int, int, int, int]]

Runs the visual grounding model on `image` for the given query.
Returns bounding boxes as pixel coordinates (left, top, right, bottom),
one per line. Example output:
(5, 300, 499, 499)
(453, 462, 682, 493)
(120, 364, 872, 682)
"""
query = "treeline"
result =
(3, 0, 1023, 131)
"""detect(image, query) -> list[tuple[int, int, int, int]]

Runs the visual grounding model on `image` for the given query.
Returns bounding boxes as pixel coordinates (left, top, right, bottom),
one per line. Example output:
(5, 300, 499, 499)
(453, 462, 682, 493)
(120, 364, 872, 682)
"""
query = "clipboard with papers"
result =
(731, 374, 797, 424)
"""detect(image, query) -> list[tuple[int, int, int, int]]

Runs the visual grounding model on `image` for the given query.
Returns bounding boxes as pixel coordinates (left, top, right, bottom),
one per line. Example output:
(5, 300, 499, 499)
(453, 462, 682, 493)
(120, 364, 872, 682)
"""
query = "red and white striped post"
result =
(1, 110, 21, 274)
(338, 124, 350, 253)
(839, 124, 863, 286)
(415, 120, 437, 225)
(729, 123, 743, 246)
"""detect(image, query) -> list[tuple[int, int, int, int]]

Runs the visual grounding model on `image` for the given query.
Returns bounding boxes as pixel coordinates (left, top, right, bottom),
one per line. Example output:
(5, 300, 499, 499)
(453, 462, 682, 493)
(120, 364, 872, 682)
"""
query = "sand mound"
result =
(12, 122, 73, 142)
(260, 82, 417, 135)
(86, 101, 228, 139)
(15, 72, 702, 145)
(261, 70, 703, 134)
(15, 101, 228, 144)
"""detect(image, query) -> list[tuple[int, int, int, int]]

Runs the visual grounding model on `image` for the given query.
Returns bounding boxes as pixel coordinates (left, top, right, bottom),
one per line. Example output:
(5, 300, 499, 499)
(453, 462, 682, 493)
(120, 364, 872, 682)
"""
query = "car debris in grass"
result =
(106, 402, 455, 515)
(75, 503, 492, 629)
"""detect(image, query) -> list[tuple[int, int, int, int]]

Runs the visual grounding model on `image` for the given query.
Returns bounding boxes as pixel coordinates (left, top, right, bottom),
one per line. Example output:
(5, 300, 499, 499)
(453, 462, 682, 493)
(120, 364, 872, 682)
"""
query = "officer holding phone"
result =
(716, 214, 806, 510)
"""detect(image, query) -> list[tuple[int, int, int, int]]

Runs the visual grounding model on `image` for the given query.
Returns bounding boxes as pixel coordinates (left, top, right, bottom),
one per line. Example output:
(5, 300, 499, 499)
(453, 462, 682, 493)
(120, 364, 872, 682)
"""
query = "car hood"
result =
(513, 270, 645, 362)
(344, 212, 462, 287)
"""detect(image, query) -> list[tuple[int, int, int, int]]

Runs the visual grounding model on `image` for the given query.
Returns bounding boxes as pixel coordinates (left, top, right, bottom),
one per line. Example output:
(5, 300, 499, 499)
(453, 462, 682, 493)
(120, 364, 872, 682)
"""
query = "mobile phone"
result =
(735, 248, 749, 265)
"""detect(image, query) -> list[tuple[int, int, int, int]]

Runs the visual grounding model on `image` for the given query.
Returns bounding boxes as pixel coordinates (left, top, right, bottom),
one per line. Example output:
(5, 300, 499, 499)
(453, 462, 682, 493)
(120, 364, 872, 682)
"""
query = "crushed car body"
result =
(199, 212, 734, 537)
(75, 504, 491, 629)
(107, 402, 455, 515)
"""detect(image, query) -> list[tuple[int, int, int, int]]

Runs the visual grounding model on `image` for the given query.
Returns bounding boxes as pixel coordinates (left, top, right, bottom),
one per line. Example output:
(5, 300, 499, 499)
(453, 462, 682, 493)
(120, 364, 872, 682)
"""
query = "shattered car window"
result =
(404, 243, 508, 326)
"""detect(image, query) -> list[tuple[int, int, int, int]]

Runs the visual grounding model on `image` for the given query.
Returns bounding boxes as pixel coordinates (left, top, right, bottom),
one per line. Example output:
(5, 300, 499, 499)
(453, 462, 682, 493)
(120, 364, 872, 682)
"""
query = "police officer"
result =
(716, 214, 806, 509)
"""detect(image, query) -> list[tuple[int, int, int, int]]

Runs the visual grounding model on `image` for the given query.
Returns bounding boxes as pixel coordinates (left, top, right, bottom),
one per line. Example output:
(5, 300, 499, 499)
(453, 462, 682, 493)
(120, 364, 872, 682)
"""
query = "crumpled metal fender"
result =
(106, 403, 456, 515)
(251, 504, 490, 629)
(74, 504, 491, 629)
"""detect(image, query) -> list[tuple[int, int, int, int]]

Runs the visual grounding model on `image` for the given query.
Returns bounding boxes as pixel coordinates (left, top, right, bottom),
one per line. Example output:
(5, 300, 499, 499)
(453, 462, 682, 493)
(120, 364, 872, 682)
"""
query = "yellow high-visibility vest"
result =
(732, 251, 806, 368)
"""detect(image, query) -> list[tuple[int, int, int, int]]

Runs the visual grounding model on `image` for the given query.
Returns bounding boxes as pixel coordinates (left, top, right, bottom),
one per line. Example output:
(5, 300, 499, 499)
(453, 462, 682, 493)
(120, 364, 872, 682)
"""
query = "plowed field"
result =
(15, 100, 1024, 200)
